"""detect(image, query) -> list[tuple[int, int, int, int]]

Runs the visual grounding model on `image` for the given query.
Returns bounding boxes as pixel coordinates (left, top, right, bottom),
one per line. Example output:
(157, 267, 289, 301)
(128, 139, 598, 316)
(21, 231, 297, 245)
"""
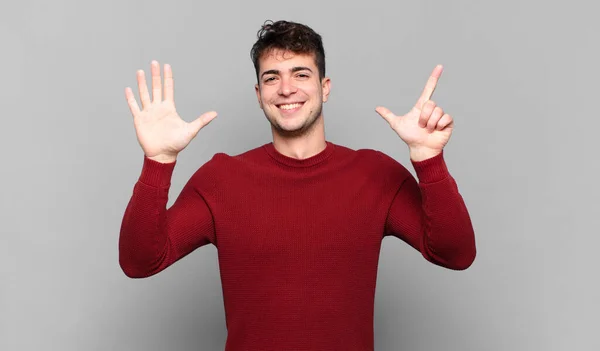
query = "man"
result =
(120, 20, 476, 351)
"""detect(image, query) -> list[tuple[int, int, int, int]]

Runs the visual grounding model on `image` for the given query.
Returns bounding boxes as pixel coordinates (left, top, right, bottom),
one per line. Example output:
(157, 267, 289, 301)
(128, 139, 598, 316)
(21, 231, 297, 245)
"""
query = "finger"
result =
(125, 87, 141, 117)
(427, 106, 444, 132)
(137, 70, 151, 109)
(375, 106, 396, 125)
(189, 111, 218, 136)
(419, 100, 436, 128)
(151, 60, 162, 103)
(416, 64, 443, 109)
(436, 113, 453, 130)
(164, 63, 174, 103)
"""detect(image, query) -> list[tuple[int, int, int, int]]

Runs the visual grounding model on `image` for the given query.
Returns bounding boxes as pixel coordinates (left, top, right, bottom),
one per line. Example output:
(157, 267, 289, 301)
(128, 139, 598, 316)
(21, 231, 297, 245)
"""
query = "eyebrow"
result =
(260, 66, 313, 79)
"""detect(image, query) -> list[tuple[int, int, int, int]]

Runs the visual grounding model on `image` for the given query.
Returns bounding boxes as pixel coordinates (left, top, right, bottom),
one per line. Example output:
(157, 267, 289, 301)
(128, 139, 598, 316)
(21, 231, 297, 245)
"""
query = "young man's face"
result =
(255, 49, 331, 137)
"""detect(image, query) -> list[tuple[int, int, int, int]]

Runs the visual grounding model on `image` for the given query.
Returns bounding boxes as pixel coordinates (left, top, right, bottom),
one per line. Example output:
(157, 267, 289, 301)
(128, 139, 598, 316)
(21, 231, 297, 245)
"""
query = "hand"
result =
(375, 65, 454, 158)
(125, 60, 217, 163)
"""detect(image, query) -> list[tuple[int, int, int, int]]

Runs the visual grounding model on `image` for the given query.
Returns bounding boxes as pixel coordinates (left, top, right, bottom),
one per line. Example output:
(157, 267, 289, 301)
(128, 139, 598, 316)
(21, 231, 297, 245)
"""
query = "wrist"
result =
(140, 156, 177, 187)
(146, 153, 177, 164)
(408, 146, 442, 162)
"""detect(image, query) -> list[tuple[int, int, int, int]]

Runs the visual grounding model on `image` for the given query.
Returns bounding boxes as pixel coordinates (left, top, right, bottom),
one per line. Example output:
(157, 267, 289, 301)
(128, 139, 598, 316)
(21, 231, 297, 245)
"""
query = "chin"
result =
(265, 107, 322, 136)
(273, 124, 306, 137)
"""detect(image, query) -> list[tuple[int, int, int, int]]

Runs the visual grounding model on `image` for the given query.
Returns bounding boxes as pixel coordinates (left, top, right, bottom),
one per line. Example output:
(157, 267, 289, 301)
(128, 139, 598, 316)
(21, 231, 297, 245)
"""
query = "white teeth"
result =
(279, 103, 302, 110)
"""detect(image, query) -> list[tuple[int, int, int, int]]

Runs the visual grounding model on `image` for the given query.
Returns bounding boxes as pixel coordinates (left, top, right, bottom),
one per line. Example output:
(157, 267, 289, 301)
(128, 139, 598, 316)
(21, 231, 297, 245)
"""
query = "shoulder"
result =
(330, 142, 412, 182)
(186, 143, 270, 183)
(352, 145, 411, 176)
(198, 143, 267, 168)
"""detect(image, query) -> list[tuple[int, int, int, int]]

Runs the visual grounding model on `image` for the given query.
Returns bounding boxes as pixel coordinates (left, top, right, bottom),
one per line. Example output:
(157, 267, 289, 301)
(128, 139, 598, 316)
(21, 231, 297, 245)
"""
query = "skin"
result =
(375, 64, 455, 161)
(125, 61, 217, 163)
(125, 56, 454, 163)
(254, 49, 331, 160)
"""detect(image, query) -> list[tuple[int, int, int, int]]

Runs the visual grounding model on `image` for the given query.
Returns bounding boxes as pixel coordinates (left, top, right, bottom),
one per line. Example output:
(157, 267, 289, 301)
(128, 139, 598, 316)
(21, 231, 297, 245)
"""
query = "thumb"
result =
(189, 111, 218, 136)
(375, 106, 396, 125)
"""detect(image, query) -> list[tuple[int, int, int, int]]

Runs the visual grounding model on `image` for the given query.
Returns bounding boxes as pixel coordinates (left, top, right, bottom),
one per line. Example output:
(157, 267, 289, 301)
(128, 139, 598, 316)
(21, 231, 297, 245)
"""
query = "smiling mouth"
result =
(277, 102, 305, 111)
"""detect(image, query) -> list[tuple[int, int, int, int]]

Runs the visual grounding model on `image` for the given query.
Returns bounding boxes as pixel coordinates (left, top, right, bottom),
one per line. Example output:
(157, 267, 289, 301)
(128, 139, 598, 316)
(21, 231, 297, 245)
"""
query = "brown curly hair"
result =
(250, 20, 326, 82)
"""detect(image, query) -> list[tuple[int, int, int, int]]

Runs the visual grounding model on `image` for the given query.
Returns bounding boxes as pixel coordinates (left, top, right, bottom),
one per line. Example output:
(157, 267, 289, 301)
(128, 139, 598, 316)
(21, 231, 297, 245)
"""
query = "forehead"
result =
(258, 49, 317, 73)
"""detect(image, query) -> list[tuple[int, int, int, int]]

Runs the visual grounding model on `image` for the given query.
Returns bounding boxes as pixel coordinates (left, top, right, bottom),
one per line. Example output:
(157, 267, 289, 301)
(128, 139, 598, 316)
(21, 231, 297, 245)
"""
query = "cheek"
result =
(262, 91, 278, 105)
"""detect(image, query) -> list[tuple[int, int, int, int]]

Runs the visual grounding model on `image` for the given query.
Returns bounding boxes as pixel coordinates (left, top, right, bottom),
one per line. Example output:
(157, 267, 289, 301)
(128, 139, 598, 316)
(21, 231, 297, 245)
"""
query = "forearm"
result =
(411, 151, 476, 270)
(385, 151, 476, 270)
(119, 157, 177, 278)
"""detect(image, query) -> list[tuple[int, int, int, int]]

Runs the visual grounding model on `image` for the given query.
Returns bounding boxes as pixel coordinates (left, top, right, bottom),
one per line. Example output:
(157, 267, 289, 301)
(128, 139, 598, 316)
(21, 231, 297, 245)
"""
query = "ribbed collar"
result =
(262, 141, 336, 168)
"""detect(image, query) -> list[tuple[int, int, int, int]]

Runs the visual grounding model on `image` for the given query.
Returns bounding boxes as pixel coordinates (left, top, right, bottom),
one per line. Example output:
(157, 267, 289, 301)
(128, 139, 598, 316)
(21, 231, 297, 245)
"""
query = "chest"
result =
(212, 179, 388, 261)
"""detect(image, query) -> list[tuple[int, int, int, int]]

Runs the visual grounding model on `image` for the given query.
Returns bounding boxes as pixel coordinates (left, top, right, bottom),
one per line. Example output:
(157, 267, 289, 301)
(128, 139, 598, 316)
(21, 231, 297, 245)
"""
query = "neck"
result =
(271, 116, 326, 160)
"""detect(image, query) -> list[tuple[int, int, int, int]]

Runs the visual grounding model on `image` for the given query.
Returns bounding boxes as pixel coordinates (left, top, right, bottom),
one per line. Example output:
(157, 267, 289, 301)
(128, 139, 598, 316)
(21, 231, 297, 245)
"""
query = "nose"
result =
(278, 77, 297, 96)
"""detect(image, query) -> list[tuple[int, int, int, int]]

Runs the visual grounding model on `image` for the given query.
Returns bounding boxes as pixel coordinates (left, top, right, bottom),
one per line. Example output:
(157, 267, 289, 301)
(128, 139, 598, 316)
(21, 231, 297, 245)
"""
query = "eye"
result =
(263, 77, 277, 83)
(296, 73, 309, 78)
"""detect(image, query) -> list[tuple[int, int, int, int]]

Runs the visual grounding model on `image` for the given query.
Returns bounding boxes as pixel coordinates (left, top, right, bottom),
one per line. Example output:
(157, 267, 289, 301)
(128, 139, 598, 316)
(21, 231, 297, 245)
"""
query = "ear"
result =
(321, 77, 331, 103)
(255, 83, 263, 109)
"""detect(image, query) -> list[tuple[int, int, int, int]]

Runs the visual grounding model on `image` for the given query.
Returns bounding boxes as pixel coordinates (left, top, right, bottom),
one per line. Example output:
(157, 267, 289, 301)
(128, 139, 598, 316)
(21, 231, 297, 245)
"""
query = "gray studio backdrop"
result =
(2, 0, 598, 350)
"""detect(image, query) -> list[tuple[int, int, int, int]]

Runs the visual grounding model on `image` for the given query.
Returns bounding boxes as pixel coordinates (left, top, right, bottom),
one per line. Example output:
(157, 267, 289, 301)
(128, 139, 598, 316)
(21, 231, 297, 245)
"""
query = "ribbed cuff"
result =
(138, 156, 176, 187)
(410, 150, 450, 183)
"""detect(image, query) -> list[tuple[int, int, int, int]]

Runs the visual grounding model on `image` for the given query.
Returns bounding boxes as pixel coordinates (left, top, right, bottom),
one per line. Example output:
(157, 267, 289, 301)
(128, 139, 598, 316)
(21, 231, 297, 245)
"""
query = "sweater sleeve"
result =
(119, 156, 216, 278)
(383, 151, 476, 270)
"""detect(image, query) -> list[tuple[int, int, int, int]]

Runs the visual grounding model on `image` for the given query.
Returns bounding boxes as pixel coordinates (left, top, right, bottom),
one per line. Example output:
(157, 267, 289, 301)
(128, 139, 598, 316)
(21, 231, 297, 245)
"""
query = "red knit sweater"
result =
(119, 141, 476, 351)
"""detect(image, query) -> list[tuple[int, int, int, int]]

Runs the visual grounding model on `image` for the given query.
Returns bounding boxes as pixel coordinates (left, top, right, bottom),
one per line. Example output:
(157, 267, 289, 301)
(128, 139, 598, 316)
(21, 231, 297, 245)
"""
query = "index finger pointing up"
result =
(416, 64, 443, 109)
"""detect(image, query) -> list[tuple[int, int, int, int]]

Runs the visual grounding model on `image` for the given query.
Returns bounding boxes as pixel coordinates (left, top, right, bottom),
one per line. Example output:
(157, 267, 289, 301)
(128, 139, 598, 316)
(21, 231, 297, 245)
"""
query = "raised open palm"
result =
(125, 60, 217, 163)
